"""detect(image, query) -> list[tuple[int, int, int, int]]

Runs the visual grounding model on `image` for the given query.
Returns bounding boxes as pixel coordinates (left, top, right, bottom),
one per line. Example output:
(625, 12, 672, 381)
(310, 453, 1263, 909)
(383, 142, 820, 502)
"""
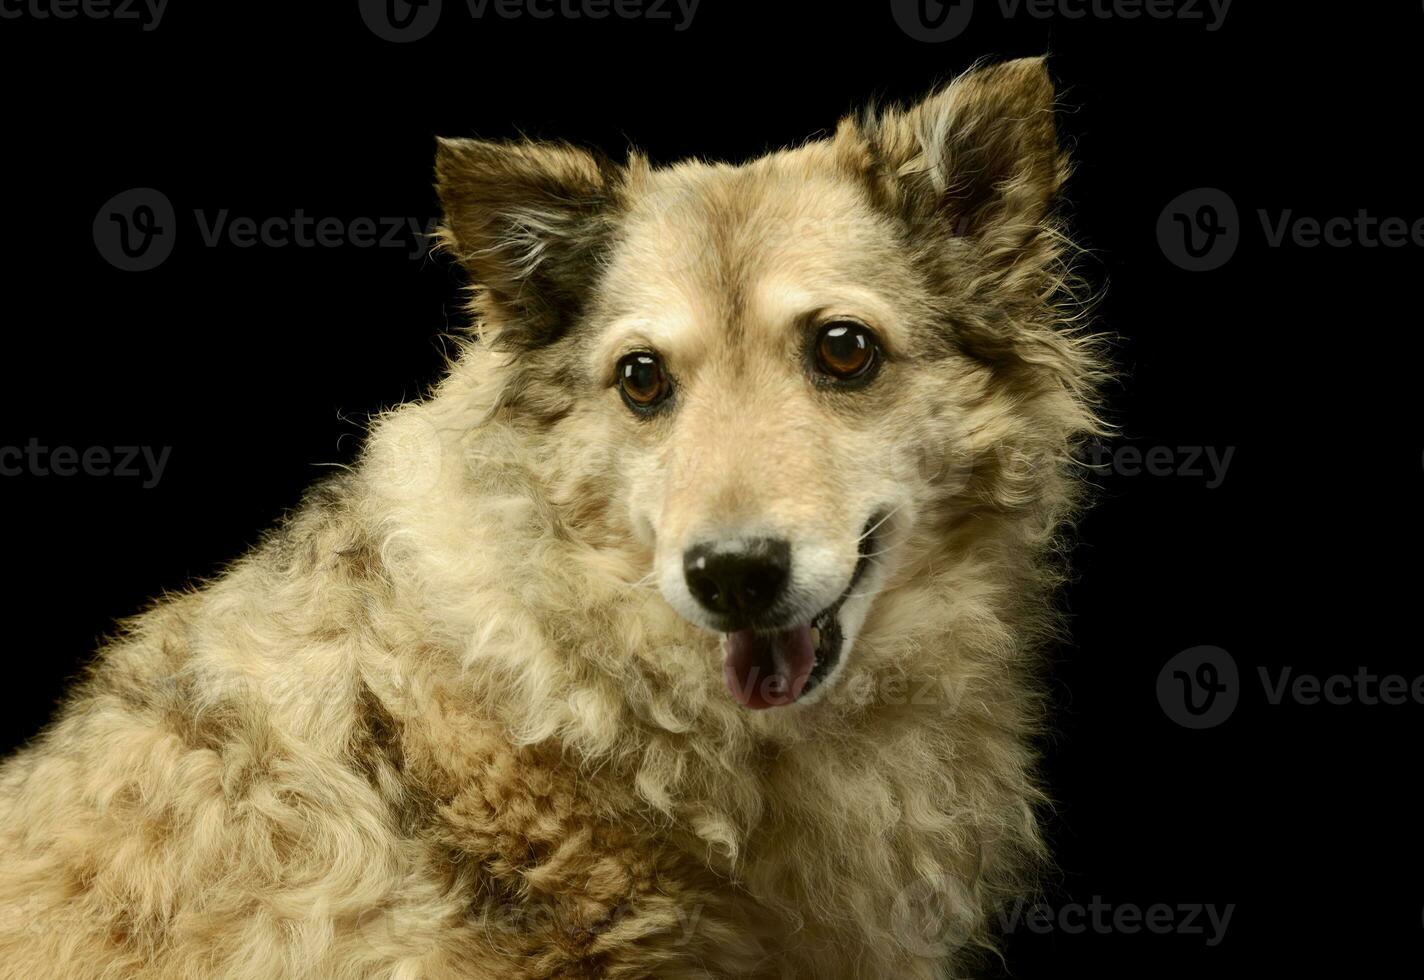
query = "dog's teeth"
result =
(810, 627, 821, 650)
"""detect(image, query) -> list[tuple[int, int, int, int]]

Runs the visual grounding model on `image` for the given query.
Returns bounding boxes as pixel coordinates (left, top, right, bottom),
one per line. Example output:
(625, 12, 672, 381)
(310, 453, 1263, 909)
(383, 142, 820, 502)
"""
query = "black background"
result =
(1, 2, 1419, 976)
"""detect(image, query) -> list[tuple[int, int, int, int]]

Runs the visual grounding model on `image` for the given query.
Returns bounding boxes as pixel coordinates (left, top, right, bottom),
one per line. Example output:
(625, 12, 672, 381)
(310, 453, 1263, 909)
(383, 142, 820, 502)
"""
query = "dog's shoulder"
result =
(384, 694, 761, 977)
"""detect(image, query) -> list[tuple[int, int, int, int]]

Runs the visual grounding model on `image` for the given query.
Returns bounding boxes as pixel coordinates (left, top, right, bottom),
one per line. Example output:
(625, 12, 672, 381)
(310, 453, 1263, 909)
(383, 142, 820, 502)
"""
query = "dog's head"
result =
(434, 58, 1100, 712)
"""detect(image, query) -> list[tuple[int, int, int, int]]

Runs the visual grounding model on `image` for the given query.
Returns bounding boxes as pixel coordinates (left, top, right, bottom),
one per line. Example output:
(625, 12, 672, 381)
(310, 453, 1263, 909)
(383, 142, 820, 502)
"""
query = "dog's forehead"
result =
(599, 156, 905, 352)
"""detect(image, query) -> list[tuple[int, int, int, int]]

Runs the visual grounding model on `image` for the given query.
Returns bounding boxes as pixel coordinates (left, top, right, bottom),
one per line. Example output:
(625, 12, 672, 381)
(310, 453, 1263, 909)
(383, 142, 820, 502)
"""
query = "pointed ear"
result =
(434, 137, 624, 349)
(846, 56, 1068, 255)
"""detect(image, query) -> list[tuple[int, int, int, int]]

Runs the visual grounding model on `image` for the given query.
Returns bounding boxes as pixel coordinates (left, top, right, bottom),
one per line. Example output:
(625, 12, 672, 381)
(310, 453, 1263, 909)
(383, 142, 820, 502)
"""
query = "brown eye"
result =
(617, 352, 672, 412)
(814, 321, 879, 381)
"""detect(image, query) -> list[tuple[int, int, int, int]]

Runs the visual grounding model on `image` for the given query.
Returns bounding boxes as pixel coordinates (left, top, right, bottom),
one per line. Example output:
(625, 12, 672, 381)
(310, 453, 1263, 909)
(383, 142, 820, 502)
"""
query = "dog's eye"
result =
(814, 321, 879, 382)
(617, 352, 672, 411)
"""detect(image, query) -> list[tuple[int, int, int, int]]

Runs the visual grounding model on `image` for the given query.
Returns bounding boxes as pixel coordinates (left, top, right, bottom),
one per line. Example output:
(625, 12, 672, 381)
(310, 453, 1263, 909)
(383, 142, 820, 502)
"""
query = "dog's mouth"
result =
(720, 516, 881, 710)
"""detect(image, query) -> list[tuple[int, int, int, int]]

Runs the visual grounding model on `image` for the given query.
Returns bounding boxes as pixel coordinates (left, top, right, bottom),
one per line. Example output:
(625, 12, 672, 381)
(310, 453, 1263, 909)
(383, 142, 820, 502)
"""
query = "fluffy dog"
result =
(0, 57, 1105, 978)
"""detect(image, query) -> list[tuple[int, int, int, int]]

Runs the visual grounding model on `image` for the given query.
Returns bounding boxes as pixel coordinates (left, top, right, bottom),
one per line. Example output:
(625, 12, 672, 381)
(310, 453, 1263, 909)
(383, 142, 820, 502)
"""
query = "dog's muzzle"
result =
(684, 517, 882, 710)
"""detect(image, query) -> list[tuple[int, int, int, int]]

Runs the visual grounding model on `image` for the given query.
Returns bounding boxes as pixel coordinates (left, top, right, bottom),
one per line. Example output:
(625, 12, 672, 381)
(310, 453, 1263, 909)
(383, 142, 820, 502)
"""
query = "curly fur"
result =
(0, 57, 1107, 978)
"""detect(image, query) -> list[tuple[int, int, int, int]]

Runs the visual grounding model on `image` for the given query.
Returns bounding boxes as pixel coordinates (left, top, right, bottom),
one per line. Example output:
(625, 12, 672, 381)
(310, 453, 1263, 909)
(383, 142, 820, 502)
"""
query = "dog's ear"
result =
(435, 137, 623, 349)
(844, 56, 1067, 266)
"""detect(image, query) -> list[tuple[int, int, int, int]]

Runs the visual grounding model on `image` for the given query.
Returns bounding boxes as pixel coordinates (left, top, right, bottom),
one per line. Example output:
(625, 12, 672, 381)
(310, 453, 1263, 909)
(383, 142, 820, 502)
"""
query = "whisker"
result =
(860, 505, 902, 542)
(855, 547, 896, 561)
(627, 571, 660, 590)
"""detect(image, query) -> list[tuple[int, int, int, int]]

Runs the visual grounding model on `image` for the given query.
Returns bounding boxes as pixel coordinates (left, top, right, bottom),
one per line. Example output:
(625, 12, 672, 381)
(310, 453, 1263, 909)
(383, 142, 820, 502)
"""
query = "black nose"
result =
(683, 538, 791, 623)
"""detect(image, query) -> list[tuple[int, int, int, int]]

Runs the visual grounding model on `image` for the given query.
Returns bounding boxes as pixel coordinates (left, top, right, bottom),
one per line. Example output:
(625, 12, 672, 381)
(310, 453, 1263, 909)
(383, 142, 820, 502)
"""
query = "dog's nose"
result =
(683, 538, 790, 623)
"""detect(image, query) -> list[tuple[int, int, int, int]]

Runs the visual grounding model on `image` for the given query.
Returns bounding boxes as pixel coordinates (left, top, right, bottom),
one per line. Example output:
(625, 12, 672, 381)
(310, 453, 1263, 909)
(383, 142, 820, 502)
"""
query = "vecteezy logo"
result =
(1157, 187, 1239, 271)
(891, 0, 974, 42)
(93, 188, 177, 272)
(360, 0, 442, 42)
(1157, 645, 1239, 729)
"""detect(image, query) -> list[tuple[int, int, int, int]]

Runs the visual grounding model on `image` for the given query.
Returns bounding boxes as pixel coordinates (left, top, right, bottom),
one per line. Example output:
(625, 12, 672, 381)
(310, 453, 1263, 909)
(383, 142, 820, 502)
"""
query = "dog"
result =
(0, 56, 1106, 978)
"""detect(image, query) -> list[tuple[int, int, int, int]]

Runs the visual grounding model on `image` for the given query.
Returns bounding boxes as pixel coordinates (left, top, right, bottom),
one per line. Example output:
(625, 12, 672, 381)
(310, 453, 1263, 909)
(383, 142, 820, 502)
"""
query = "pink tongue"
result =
(723, 625, 816, 709)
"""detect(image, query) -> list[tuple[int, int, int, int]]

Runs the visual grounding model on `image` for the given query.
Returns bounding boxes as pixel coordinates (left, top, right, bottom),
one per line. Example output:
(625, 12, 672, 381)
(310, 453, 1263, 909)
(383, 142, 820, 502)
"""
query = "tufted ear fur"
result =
(434, 137, 625, 350)
(842, 57, 1069, 292)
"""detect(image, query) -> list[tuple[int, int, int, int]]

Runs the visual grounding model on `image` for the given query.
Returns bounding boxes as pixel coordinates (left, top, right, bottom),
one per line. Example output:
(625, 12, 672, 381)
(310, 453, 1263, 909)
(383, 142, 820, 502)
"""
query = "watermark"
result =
(1156, 187, 1240, 272)
(1160, 188, 1424, 270)
(455, 400, 1053, 517)
(94, 188, 436, 271)
(1258, 666, 1424, 709)
(0, 440, 171, 489)
(1159, 646, 1424, 729)
(369, 413, 448, 501)
(356, 895, 705, 952)
(892, 874, 1235, 955)
(360, 0, 442, 40)
(892, 0, 1230, 42)
(359, 0, 700, 42)
(1258, 208, 1424, 250)
(1080, 440, 1234, 488)
(93, 188, 178, 272)
(0, 896, 108, 938)
(1157, 645, 1239, 728)
(999, 0, 1230, 29)
(0, 0, 167, 30)
(995, 896, 1235, 946)
(717, 661, 978, 715)
(890, 0, 976, 41)
(644, 177, 995, 279)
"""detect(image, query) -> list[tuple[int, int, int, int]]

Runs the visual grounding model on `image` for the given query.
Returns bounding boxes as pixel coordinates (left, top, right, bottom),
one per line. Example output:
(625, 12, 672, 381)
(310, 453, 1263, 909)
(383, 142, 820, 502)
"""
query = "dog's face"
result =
(598, 168, 918, 709)
(436, 58, 1082, 711)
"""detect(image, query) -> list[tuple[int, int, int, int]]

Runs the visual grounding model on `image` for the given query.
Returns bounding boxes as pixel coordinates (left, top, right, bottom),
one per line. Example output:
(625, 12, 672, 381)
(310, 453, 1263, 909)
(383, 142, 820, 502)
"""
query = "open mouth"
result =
(721, 515, 880, 710)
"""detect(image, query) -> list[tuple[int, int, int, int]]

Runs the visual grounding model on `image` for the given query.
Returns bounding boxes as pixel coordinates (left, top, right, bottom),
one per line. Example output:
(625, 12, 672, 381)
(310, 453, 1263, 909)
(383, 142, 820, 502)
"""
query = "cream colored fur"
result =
(0, 58, 1106, 978)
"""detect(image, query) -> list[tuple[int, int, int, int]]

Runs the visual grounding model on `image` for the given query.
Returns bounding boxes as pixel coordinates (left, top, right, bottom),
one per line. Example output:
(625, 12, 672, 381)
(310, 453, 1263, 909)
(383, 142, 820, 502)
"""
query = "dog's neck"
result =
(356, 365, 1048, 951)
